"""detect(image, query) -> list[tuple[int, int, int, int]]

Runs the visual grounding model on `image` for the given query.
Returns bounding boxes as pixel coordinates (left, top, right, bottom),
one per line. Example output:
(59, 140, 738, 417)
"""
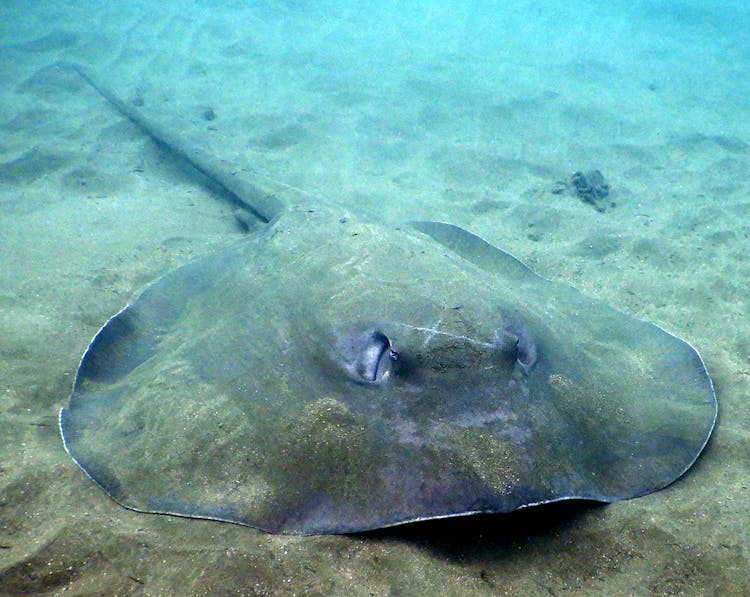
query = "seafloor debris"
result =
(552, 169, 612, 211)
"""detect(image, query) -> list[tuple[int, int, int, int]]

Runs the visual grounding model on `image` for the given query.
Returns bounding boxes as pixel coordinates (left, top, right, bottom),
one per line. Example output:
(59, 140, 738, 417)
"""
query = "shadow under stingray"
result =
(356, 500, 604, 563)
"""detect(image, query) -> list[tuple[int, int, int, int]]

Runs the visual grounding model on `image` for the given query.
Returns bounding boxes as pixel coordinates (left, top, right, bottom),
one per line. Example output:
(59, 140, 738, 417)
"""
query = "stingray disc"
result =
(60, 207, 717, 534)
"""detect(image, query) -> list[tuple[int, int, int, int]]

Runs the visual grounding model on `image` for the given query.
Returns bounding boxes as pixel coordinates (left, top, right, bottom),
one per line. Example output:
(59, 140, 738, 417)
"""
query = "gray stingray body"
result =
(59, 67, 717, 535)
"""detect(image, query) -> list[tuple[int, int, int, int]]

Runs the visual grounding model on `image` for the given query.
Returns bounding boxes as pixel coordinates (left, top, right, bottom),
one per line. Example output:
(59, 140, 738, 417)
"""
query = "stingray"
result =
(59, 66, 717, 535)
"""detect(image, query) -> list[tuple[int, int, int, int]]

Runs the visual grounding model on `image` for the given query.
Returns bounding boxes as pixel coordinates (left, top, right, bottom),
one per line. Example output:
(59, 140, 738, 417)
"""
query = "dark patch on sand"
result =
(61, 165, 122, 196)
(678, 132, 750, 154)
(0, 147, 70, 185)
(470, 198, 510, 214)
(8, 31, 78, 53)
(2, 109, 58, 134)
(574, 231, 623, 258)
(250, 123, 310, 150)
(16, 62, 84, 99)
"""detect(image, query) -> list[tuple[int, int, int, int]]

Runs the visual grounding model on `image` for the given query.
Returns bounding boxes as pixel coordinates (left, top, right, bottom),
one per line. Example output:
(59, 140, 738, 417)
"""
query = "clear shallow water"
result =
(0, 1, 748, 594)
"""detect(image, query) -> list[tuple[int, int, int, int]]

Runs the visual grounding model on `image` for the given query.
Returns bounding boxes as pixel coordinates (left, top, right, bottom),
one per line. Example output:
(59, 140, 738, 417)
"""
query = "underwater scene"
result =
(1, 0, 748, 594)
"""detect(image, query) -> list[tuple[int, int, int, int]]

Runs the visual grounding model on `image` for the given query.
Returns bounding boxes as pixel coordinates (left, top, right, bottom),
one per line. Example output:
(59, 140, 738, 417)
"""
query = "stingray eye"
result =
(354, 330, 394, 383)
(338, 329, 396, 384)
(502, 319, 538, 376)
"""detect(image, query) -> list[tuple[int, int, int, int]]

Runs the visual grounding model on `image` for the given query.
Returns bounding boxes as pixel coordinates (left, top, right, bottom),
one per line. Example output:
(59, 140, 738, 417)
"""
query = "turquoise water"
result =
(1, 1, 748, 594)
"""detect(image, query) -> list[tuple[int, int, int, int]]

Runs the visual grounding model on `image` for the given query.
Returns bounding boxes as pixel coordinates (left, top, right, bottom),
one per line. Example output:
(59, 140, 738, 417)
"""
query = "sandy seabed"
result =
(1, 1, 748, 594)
